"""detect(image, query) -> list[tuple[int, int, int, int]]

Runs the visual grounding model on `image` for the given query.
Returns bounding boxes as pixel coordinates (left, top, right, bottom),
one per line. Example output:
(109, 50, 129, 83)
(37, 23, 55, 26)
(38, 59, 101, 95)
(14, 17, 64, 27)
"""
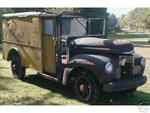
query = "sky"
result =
(107, 8, 135, 17)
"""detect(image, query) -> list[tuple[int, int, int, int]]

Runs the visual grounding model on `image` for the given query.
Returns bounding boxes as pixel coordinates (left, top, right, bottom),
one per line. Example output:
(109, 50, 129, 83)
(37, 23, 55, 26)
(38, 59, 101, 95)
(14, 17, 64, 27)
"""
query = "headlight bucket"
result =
(105, 62, 113, 74)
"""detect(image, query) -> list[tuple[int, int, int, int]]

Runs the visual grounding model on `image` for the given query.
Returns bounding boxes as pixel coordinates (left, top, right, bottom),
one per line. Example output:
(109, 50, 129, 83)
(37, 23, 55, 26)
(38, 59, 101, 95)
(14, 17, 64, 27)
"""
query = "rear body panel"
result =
(2, 16, 43, 71)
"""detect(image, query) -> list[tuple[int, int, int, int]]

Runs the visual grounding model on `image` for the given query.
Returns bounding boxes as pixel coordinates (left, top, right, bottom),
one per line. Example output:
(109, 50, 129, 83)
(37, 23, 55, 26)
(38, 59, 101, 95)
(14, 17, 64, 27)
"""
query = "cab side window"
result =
(43, 19, 54, 35)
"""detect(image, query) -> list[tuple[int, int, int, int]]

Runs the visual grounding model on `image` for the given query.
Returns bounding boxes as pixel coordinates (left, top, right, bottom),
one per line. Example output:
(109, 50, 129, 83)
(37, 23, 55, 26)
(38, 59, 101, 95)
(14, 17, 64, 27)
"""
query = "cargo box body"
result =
(2, 16, 43, 71)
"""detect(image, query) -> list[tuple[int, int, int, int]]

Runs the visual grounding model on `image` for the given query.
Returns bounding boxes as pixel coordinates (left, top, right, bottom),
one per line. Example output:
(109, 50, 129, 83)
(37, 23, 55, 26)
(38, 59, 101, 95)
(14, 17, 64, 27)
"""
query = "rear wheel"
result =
(11, 55, 25, 79)
(73, 70, 100, 104)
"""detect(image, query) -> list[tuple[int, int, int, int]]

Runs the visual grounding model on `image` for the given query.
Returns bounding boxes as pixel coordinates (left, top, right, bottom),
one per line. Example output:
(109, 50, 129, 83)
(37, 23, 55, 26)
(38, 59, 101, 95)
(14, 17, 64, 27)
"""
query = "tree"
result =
(107, 13, 118, 33)
(75, 8, 108, 16)
(44, 8, 74, 14)
(142, 8, 150, 31)
(120, 8, 150, 32)
(12, 8, 44, 13)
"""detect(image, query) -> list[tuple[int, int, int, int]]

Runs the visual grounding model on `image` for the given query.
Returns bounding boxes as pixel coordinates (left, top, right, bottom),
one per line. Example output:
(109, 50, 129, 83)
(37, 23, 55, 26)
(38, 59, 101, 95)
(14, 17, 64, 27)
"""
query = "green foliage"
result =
(75, 8, 108, 16)
(108, 33, 147, 40)
(12, 8, 44, 12)
(121, 8, 150, 32)
(44, 8, 74, 14)
(45, 8, 108, 16)
(107, 13, 120, 33)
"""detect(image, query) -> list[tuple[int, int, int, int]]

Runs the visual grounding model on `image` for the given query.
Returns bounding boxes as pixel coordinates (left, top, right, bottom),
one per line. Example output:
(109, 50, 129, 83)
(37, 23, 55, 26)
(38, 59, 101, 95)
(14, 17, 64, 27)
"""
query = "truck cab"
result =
(2, 12, 147, 104)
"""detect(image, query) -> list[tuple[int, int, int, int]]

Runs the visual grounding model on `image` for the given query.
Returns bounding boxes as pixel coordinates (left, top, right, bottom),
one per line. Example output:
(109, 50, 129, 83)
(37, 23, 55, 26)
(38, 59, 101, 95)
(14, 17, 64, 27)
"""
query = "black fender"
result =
(134, 54, 144, 65)
(7, 47, 23, 65)
(134, 53, 145, 75)
(62, 54, 114, 85)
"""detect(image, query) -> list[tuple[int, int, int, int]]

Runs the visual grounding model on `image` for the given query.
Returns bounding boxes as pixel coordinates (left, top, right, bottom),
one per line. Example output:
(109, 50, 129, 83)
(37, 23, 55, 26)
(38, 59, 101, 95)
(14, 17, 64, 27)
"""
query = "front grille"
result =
(119, 55, 134, 80)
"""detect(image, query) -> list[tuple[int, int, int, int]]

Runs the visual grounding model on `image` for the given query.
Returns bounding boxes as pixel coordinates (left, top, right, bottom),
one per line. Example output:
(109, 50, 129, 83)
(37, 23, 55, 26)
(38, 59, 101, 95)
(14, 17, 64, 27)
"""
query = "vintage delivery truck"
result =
(2, 12, 147, 103)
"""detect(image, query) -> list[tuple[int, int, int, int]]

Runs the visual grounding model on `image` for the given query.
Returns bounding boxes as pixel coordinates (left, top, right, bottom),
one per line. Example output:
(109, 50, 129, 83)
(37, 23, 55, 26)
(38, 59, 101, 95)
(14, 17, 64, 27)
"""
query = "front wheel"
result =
(73, 70, 100, 104)
(11, 55, 25, 79)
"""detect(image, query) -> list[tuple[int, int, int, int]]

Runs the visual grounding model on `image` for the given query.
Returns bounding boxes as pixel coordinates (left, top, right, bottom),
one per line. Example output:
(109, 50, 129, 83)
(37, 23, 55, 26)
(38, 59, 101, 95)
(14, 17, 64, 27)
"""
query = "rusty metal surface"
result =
(42, 35, 56, 74)
(62, 54, 117, 85)
(71, 37, 134, 54)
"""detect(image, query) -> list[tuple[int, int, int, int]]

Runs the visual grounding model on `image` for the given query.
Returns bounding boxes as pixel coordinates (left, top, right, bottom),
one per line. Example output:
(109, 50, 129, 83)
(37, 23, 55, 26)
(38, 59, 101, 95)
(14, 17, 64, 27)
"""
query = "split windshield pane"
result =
(90, 19, 104, 35)
(61, 18, 87, 37)
(61, 18, 105, 37)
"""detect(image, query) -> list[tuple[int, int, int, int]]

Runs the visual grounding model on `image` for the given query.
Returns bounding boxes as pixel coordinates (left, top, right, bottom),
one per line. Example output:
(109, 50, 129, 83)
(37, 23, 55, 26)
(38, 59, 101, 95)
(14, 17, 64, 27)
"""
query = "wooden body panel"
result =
(2, 17, 43, 71)
(42, 36, 56, 74)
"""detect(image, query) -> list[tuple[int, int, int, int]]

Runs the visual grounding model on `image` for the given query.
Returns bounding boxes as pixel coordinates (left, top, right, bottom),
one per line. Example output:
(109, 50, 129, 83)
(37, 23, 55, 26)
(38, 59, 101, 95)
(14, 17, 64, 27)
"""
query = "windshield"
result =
(61, 18, 87, 36)
(61, 18, 105, 37)
(89, 19, 105, 35)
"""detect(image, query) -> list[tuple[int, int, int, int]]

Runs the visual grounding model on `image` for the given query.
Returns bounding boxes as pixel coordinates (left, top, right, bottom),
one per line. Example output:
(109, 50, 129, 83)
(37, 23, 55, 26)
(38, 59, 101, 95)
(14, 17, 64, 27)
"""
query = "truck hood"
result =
(71, 37, 134, 54)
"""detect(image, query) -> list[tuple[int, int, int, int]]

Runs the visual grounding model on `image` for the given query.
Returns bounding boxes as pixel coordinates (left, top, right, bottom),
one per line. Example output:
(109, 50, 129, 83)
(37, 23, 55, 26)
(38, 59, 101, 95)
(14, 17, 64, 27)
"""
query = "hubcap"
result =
(75, 75, 92, 101)
(12, 64, 16, 70)
(79, 84, 89, 93)
(12, 61, 18, 74)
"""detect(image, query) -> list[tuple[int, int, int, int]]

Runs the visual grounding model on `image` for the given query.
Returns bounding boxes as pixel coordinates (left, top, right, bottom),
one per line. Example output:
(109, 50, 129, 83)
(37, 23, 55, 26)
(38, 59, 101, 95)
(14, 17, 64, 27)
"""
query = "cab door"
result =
(42, 18, 56, 75)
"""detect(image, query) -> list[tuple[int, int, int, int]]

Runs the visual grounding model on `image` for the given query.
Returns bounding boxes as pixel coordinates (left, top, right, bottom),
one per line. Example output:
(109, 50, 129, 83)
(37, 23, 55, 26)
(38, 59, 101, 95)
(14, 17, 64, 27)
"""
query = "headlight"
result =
(141, 58, 146, 67)
(105, 62, 113, 74)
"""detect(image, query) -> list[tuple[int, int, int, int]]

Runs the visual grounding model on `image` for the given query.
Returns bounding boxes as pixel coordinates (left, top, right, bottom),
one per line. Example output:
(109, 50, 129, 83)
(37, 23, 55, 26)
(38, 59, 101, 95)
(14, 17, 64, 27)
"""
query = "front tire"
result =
(73, 70, 100, 104)
(11, 55, 25, 79)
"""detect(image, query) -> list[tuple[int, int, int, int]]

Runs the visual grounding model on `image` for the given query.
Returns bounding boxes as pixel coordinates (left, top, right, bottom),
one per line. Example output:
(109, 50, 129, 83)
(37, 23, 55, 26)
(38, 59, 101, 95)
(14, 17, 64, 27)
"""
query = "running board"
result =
(38, 72, 58, 82)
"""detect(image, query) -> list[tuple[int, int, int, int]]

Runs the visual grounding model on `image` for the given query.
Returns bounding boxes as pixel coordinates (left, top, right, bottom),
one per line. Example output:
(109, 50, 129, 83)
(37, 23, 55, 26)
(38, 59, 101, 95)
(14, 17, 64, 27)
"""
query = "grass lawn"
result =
(0, 33, 150, 105)
(108, 33, 150, 42)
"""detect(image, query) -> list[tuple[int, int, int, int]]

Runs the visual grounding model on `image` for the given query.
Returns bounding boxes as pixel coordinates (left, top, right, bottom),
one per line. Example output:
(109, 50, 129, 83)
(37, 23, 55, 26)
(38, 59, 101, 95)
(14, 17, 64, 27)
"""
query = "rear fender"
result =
(7, 47, 23, 65)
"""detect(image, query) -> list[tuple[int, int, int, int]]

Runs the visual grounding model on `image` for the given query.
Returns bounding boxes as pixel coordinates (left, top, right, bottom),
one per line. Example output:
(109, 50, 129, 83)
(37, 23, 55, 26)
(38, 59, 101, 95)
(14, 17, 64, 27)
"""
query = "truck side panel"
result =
(2, 17, 43, 71)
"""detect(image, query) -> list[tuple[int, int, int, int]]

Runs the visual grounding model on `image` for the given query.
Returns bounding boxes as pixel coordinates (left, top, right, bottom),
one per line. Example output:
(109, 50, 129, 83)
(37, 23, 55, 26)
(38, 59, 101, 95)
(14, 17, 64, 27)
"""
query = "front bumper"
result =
(102, 75, 147, 93)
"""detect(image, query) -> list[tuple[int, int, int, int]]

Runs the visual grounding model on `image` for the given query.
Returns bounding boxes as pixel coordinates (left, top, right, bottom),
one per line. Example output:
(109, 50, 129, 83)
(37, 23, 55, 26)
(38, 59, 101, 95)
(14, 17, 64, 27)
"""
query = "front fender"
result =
(62, 54, 114, 85)
(133, 53, 145, 75)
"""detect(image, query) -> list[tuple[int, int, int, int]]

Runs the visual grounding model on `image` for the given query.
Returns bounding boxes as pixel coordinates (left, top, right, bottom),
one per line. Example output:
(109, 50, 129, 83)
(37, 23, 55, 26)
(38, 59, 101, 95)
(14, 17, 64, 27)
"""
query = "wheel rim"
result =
(11, 60, 19, 75)
(75, 75, 92, 101)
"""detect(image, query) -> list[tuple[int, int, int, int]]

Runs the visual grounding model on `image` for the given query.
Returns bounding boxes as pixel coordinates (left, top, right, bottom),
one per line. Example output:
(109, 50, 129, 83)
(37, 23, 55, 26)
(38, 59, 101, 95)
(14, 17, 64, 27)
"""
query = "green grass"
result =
(108, 33, 150, 43)
(0, 57, 83, 105)
(108, 33, 146, 39)
(0, 48, 83, 105)
(0, 35, 150, 105)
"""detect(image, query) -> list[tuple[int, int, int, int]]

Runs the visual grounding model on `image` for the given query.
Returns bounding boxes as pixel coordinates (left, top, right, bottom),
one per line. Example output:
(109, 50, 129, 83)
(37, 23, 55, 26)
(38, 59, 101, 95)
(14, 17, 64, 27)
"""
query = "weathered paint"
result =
(2, 17, 43, 71)
(42, 35, 56, 74)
